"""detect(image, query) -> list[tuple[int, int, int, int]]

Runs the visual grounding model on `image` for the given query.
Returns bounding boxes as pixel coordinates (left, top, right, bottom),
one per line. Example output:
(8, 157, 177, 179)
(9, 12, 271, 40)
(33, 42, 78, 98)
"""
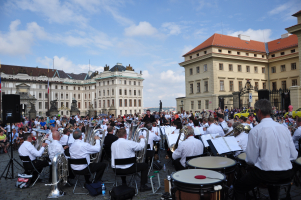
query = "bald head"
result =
(52, 131, 60, 140)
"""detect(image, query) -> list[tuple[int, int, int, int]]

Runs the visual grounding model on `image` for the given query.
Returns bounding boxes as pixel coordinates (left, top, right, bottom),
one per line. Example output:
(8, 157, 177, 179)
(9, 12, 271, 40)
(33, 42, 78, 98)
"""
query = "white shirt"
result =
(111, 138, 145, 169)
(140, 130, 160, 150)
(60, 134, 75, 146)
(70, 139, 100, 170)
(188, 122, 194, 126)
(18, 141, 45, 161)
(219, 121, 228, 130)
(172, 136, 204, 167)
(56, 120, 61, 126)
(292, 126, 301, 150)
(206, 123, 224, 137)
(246, 118, 298, 171)
(235, 131, 248, 151)
(48, 140, 64, 161)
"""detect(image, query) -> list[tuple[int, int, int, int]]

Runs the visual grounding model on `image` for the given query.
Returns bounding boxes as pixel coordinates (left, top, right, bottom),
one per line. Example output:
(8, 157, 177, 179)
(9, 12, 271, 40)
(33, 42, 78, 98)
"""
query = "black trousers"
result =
(23, 160, 49, 182)
(73, 163, 107, 183)
(145, 150, 155, 164)
(234, 167, 294, 200)
(114, 163, 148, 186)
(173, 158, 185, 171)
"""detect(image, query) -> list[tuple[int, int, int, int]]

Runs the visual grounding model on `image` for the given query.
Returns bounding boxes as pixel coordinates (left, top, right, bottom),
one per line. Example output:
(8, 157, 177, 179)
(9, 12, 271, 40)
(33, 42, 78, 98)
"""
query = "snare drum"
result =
(171, 169, 225, 200)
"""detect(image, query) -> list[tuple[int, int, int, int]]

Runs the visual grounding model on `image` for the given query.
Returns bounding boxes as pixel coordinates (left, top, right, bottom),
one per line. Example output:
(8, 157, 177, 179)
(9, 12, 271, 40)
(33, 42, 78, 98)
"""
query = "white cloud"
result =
(181, 45, 194, 56)
(269, 2, 292, 15)
(268, 0, 301, 21)
(36, 56, 104, 73)
(160, 70, 185, 83)
(162, 22, 181, 35)
(124, 21, 159, 37)
(142, 70, 151, 79)
(228, 29, 273, 42)
(0, 20, 48, 55)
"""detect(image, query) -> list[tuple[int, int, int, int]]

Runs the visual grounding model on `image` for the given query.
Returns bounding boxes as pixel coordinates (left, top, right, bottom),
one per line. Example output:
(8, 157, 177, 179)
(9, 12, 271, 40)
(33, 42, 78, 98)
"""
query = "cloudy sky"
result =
(0, 0, 300, 107)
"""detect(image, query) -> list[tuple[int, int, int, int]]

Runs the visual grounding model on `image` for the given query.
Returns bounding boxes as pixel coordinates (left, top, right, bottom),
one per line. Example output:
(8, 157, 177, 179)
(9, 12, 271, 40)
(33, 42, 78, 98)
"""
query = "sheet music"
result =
(224, 136, 242, 151)
(201, 135, 212, 147)
(210, 136, 242, 154)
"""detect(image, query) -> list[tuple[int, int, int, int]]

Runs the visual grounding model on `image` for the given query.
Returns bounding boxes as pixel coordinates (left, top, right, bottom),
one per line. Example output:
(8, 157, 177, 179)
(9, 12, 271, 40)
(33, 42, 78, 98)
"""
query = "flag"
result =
(47, 79, 49, 94)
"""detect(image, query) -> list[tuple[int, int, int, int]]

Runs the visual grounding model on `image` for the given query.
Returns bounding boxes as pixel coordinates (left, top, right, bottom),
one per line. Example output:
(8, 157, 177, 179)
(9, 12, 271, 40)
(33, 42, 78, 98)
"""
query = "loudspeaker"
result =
(3, 94, 21, 124)
(258, 89, 269, 100)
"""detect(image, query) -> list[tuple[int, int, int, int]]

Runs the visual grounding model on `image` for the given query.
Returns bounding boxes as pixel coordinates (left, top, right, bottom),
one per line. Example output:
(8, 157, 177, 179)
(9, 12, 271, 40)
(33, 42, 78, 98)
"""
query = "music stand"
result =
(1, 122, 24, 179)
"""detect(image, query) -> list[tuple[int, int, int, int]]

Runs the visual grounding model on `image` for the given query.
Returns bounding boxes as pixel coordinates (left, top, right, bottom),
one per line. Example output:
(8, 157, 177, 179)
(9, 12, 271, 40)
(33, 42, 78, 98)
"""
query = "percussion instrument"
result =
(295, 157, 301, 169)
(171, 169, 225, 200)
(237, 153, 246, 164)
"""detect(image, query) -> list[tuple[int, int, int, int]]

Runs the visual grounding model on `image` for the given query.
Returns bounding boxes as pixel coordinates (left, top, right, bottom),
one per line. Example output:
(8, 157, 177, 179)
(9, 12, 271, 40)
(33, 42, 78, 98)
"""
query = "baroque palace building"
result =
(1, 63, 144, 117)
(176, 10, 301, 112)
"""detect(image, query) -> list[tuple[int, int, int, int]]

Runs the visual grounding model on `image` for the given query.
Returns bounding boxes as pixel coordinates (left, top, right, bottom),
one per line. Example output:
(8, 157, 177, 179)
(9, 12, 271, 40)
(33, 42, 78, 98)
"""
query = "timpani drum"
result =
(171, 169, 225, 200)
(237, 153, 246, 165)
(295, 157, 301, 168)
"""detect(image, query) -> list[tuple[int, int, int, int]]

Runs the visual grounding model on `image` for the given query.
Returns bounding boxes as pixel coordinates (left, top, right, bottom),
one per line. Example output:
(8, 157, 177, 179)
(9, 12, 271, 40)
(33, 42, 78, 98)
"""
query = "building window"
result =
(103, 100, 105, 108)
(197, 82, 200, 93)
(190, 84, 193, 94)
(271, 54, 275, 57)
(246, 53, 249, 56)
(190, 56, 192, 59)
(229, 64, 233, 71)
(107, 100, 110, 107)
(292, 79, 297, 86)
(134, 99, 137, 106)
(112, 99, 114, 106)
(238, 65, 242, 72)
(138, 82, 140, 86)
(124, 80, 126, 84)
(281, 65, 286, 72)
(55, 85, 58, 89)
(262, 55, 265, 58)
(45, 93, 48, 98)
(237, 52, 240, 55)
(112, 89, 114, 95)
(134, 81, 136, 85)
(85, 102, 87, 108)
(107, 81, 109, 85)
(66, 94, 68, 99)
(39, 93, 42, 98)
(78, 94, 80, 99)
(99, 100, 101, 108)
(246, 66, 250, 72)
(129, 99, 132, 107)
(191, 101, 194, 109)
(255, 82, 258, 90)
(272, 82, 277, 90)
(129, 90, 132, 96)
(205, 100, 209, 109)
(107, 90, 109, 96)
(263, 82, 266, 89)
(45, 102, 48, 109)
(239, 81, 242, 90)
(119, 89, 122, 95)
(291, 49, 295, 53)
(112, 80, 114, 84)
(271, 67, 276, 73)
(189, 68, 193, 75)
(124, 99, 127, 107)
(77, 102, 80, 109)
(262, 67, 265, 73)
(119, 99, 122, 107)
(281, 52, 285, 55)
(39, 85, 42, 89)
(196, 66, 200, 73)
(196, 53, 199, 56)
(218, 49, 222, 53)
(291, 63, 296, 70)
(254, 66, 258, 73)
(39, 102, 42, 109)
(198, 101, 201, 109)
(61, 86, 63, 89)
(99, 91, 101, 96)
(228, 51, 231, 54)
(204, 51, 207, 54)
(220, 80, 224, 91)
(138, 99, 141, 107)
(254, 54, 257, 57)
(124, 90, 127, 95)
(204, 64, 207, 72)
(78, 87, 80, 90)
(66, 102, 69, 108)
(229, 81, 233, 91)
(74, 94, 76, 99)
(85, 94, 87, 99)
(281, 81, 286, 90)
(129, 81, 131, 85)
(55, 93, 58, 98)
(219, 63, 223, 70)
(204, 81, 208, 92)
(134, 90, 136, 96)
(61, 93, 63, 99)
(138, 90, 141, 96)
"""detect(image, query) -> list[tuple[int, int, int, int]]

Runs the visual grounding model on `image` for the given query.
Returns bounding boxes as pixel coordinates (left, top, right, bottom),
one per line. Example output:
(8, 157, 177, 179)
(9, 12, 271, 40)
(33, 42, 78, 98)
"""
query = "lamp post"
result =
(245, 80, 252, 108)
(181, 100, 183, 113)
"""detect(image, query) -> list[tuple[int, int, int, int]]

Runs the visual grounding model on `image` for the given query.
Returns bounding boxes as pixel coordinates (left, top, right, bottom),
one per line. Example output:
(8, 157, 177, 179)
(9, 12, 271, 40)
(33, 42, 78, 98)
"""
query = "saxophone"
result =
(45, 153, 69, 198)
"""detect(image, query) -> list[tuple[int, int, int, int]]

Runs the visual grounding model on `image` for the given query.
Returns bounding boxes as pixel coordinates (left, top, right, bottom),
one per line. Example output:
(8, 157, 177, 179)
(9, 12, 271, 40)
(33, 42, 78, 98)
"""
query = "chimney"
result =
(281, 33, 290, 39)
(238, 34, 250, 41)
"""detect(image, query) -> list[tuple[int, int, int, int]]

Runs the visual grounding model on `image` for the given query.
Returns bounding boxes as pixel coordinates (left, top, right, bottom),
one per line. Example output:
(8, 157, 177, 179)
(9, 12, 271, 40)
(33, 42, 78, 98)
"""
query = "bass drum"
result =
(171, 169, 225, 200)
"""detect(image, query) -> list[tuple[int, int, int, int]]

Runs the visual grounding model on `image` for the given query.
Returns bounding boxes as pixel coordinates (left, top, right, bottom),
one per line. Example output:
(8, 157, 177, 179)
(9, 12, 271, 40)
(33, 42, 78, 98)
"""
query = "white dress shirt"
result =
(235, 131, 248, 151)
(219, 120, 228, 130)
(70, 139, 100, 170)
(19, 141, 45, 161)
(60, 134, 75, 146)
(48, 140, 64, 161)
(246, 118, 298, 171)
(193, 126, 204, 136)
(140, 130, 160, 150)
(292, 126, 301, 150)
(172, 136, 204, 167)
(206, 123, 224, 137)
(111, 138, 145, 169)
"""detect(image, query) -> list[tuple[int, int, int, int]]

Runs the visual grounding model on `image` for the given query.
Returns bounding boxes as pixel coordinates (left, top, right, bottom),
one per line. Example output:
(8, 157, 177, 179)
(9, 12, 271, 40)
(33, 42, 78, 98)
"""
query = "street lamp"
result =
(181, 100, 183, 112)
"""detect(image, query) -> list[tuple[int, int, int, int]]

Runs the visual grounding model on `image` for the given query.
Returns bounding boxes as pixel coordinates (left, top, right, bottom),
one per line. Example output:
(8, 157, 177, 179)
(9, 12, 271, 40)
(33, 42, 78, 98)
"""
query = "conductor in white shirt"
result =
(172, 127, 204, 171)
(234, 99, 298, 200)
(18, 133, 49, 182)
(70, 130, 107, 184)
(111, 128, 152, 192)
(205, 117, 224, 136)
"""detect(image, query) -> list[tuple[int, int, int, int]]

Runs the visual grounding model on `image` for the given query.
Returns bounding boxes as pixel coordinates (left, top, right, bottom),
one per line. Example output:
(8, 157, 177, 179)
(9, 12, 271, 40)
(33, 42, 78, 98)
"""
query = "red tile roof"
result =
(267, 34, 298, 53)
(292, 10, 301, 16)
(183, 33, 298, 56)
(183, 33, 266, 56)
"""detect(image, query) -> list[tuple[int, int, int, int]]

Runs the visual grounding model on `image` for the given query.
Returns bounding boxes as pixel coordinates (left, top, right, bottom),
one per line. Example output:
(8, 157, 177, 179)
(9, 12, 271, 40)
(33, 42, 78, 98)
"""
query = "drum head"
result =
(237, 153, 246, 161)
(187, 156, 236, 170)
(171, 169, 225, 185)
(296, 157, 301, 166)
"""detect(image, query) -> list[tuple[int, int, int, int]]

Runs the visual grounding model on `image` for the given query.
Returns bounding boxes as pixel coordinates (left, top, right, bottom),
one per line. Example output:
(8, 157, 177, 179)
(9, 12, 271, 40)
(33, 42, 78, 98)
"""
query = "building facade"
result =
(1, 63, 144, 117)
(176, 11, 301, 112)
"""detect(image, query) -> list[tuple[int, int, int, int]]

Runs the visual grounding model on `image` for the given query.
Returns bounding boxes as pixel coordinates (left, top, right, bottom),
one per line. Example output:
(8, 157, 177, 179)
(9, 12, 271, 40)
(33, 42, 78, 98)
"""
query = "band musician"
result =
(234, 99, 298, 199)
(18, 133, 49, 182)
(69, 130, 107, 184)
(172, 127, 204, 171)
(204, 117, 224, 136)
(111, 128, 152, 192)
(142, 109, 156, 123)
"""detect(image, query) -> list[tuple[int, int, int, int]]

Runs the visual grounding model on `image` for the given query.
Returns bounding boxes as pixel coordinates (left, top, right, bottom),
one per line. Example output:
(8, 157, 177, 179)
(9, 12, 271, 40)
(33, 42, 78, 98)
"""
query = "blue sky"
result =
(0, 0, 300, 107)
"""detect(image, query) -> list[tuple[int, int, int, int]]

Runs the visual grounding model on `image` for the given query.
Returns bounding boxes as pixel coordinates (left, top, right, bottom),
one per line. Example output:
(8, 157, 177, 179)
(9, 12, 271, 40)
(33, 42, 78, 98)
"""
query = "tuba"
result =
(88, 127, 105, 164)
(132, 127, 149, 163)
(45, 153, 69, 198)
(36, 132, 50, 160)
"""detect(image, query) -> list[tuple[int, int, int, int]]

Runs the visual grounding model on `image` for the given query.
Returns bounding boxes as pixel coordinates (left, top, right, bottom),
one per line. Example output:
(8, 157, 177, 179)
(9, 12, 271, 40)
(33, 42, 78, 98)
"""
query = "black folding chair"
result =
(114, 157, 139, 195)
(19, 156, 45, 187)
(69, 158, 92, 195)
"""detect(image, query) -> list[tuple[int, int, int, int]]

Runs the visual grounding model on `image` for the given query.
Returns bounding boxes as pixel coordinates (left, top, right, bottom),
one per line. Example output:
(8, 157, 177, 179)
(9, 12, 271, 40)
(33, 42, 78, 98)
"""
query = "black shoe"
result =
(140, 184, 152, 192)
